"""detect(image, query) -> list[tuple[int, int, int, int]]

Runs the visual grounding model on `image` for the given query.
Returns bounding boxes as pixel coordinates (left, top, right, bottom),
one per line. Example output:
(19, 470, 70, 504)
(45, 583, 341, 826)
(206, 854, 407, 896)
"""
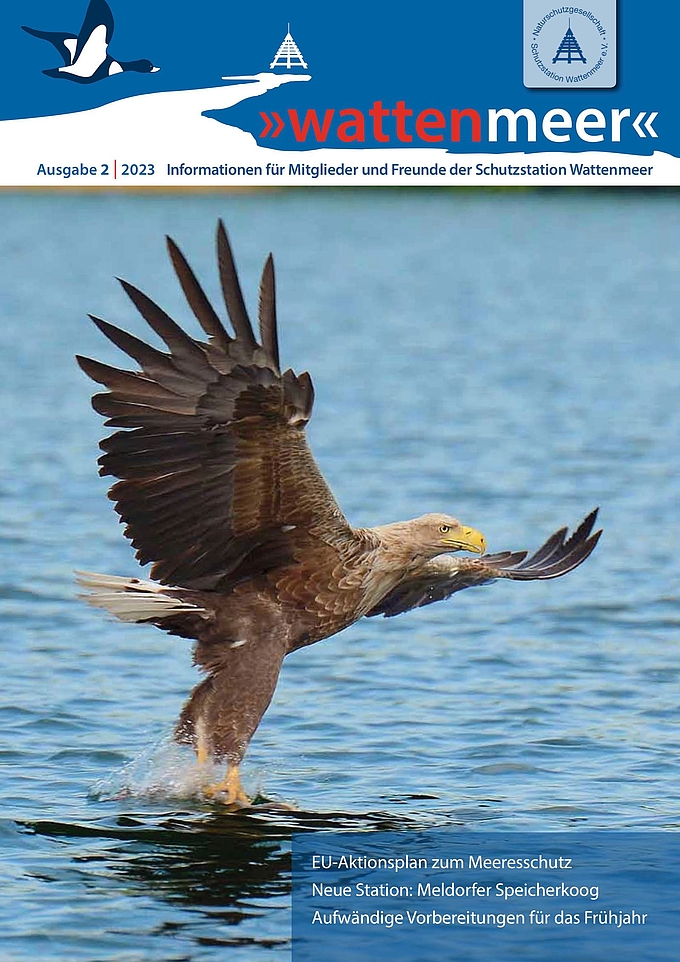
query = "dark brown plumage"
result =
(76, 223, 601, 805)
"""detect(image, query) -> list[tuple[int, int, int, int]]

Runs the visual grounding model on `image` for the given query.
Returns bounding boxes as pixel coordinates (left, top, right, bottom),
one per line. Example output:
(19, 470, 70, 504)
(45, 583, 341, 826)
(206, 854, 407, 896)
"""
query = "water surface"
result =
(1, 190, 679, 960)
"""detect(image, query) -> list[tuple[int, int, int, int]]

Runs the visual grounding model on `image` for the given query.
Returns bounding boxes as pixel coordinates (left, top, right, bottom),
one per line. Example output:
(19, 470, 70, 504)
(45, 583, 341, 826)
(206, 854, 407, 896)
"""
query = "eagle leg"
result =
(194, 719, 250, 806)
(204, 763, 250, 807)
(196, 728, 210, 766)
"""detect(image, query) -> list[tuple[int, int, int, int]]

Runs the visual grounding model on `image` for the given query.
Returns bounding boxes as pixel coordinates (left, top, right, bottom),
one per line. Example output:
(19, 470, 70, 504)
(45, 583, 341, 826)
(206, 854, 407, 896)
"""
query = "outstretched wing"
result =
(75, 0, 114, 61)
(366, 510, 601, 618)
(77, 221, 352, 590)
(21, 26, 79, 65)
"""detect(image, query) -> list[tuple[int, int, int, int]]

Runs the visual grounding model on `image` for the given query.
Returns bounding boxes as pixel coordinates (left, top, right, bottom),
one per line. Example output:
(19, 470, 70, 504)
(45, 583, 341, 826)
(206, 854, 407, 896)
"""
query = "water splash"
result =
(90, 735, 221, 802)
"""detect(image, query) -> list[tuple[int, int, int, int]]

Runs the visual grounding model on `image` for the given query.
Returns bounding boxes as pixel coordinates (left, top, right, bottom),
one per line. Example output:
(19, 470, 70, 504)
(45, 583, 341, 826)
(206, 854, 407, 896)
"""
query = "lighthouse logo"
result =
(523, 0, 616, 88)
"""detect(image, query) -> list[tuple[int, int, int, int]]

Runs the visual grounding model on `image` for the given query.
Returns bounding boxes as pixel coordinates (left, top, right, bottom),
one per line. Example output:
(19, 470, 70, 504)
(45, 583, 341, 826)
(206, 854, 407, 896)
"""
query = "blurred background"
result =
(0, 189, 679, 960)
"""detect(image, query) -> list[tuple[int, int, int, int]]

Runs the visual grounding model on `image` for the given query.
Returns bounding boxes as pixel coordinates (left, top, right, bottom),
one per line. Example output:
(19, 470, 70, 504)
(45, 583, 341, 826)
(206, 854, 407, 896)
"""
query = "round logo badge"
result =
(530, 9, 609, 85)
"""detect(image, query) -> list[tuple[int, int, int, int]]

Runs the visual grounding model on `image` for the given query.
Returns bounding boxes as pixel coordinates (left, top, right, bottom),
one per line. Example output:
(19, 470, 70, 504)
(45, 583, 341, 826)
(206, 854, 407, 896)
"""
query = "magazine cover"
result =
(1, 2, 679, 961)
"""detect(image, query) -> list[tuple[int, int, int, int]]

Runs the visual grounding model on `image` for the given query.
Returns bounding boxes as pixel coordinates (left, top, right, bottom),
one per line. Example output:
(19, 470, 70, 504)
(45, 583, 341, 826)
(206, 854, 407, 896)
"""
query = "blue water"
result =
(0, 190, 679, 960)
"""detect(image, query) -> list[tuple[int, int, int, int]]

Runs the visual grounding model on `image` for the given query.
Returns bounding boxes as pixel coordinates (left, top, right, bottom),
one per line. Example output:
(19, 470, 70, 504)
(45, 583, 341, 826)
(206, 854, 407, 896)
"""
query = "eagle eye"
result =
(439, 524, 450, 534)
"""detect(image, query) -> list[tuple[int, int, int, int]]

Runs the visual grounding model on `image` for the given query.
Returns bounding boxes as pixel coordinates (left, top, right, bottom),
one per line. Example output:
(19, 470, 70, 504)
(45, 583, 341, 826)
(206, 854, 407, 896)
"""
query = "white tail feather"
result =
(75, 571, 207, 623)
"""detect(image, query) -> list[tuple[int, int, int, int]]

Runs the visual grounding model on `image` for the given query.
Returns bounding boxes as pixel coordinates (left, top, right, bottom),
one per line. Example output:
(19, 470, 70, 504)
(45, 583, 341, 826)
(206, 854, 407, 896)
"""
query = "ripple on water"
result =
(1, 191, 680, 961)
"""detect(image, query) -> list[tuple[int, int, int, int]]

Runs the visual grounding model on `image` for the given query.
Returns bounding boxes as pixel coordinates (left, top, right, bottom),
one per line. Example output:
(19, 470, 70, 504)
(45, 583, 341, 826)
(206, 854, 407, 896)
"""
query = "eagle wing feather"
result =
(77, 221, 351, 591)
(367, 510, 601, 618)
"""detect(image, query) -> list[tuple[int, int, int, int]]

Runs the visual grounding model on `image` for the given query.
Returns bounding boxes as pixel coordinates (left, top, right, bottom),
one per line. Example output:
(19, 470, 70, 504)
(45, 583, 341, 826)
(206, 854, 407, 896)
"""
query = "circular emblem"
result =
(530, 9, 609, 85)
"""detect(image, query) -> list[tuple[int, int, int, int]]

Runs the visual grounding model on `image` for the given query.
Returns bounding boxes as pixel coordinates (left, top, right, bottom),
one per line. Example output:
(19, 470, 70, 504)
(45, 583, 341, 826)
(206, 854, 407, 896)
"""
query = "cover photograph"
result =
(0, 2, 678, 961)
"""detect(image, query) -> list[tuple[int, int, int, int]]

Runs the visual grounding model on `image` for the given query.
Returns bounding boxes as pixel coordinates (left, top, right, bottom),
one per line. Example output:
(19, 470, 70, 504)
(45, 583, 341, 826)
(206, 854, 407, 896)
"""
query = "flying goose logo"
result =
(22, 0, 160, 84)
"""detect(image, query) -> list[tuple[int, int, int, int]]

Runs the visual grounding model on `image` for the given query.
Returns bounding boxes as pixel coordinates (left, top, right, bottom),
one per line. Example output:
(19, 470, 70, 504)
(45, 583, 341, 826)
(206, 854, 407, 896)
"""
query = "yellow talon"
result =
(204, 763, 250, 807)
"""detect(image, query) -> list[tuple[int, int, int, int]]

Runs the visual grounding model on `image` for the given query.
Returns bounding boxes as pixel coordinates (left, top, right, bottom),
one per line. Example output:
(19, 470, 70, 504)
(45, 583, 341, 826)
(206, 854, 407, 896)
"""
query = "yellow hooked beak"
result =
(443, 526, 486, 554)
